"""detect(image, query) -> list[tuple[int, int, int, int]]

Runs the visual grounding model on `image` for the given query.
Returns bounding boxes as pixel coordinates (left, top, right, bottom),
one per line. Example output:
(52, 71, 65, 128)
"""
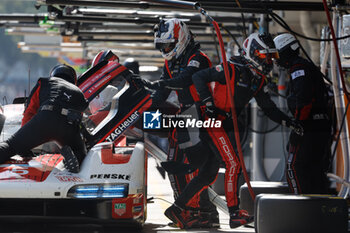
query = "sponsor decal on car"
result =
(90, 173, 130, 180)
(105, 111, 140, 142)
(132, 206, 142, 213)
(114, 203, 126, 216)
(55, 176, 83, 182)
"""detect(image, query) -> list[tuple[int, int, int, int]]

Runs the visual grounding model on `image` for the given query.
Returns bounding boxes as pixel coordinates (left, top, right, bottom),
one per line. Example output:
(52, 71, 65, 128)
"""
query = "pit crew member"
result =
(274, 33, 332, 194)
(0, 64, 88, 173)
(191, 32, 303, 228)
(138, 18, 220, 228)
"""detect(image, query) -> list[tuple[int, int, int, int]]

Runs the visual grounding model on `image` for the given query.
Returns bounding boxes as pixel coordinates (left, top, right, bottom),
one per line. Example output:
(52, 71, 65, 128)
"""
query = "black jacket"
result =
(152, 42, 211, 108)
(287, 57, 329, 121)
(22, 77, 88, 126)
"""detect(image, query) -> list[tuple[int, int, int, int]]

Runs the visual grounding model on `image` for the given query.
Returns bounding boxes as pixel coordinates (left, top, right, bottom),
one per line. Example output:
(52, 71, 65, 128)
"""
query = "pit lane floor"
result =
(1, 157, 254, 233)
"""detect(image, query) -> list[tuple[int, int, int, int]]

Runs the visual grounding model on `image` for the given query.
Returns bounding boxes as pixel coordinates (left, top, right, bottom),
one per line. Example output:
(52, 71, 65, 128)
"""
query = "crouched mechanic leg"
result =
(186, 202, 220, 229)
(165, 155, 220, 228)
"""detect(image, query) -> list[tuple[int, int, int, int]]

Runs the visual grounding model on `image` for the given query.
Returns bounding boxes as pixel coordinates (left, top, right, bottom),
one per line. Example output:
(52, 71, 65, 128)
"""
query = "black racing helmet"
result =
(123, 58, 140, 74)
(50, 64, 77, 85)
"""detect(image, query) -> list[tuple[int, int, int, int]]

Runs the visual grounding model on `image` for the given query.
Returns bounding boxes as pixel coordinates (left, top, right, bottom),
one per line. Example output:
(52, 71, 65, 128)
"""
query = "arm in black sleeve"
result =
(192, 63, 233, 102)
(290, 67, 313, 120)
(151, 66, 172, 107)
(254, 85, 291, 125)
(162, 54, 210, 90)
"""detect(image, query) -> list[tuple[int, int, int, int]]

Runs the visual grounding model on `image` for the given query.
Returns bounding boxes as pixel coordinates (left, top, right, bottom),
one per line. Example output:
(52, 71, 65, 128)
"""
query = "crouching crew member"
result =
(0, 64, 88, 173)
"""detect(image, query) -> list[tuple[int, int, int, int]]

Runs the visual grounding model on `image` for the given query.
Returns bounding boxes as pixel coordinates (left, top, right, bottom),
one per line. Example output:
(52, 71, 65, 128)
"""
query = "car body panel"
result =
(0, 60, 149, 226)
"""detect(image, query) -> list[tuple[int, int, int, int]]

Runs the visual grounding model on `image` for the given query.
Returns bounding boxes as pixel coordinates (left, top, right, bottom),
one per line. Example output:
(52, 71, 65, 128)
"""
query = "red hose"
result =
(322, 0, 350, 101)
(212, 21, 256, 201)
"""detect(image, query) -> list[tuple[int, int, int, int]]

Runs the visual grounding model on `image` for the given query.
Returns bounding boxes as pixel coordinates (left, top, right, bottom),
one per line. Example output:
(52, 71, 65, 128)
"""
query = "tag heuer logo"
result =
(115, 203, 126, 216)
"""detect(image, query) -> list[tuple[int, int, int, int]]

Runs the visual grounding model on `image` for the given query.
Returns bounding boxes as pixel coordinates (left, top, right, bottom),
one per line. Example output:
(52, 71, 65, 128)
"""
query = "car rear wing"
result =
(78, 60, 131, 102)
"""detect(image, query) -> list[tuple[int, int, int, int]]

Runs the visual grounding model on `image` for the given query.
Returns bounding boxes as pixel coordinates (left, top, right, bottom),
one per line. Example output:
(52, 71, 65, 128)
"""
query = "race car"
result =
(0, 60, 151, 228)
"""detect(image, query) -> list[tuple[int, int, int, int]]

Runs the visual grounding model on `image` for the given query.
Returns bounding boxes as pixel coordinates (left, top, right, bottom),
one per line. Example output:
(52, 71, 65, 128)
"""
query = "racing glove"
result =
(129, 75, 145, 89)
(285, 119, 304, 136)
(142, 79, 165, 90)
(202, 97, 218, 119)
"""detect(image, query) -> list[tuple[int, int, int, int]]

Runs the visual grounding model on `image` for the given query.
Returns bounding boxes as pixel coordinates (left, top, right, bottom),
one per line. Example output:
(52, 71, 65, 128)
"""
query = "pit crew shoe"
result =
(200, 209, 220, 228)
(229, 209, 253, 229)
(164, 204, 188, 229)
(60, 146, 80, 173)
(176, 208, 220, 229)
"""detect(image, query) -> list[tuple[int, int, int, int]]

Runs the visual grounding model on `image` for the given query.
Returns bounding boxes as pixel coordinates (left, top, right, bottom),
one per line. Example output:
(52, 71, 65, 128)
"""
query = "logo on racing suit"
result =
(114, 203, 126, 216)
(143, 110, 161, 129)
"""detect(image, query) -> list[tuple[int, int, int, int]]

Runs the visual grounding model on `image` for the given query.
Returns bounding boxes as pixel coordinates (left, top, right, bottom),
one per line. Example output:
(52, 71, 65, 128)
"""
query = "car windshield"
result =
(83, 79, 128, 134)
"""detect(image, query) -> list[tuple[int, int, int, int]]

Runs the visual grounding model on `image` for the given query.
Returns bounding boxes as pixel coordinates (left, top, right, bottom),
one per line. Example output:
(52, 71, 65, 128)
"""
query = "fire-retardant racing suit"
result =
(146, 41, 220, 228)
(285, 57, 332, 194)
(192, 56, 300, 227)
(0, 74, 88, 171)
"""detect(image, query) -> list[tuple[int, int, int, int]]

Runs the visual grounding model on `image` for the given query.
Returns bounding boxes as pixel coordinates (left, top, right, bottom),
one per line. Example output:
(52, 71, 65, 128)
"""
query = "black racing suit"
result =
(191, 56, 292, 213)
(286, 57, 332, 194)
(152, 42, 220, 213)
(0, 77, 88, 164)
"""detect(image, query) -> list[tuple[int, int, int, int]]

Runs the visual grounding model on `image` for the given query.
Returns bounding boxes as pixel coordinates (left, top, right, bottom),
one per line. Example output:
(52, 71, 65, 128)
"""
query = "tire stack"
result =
(255, 194, 348, 233)
(239, 181, 290, 215)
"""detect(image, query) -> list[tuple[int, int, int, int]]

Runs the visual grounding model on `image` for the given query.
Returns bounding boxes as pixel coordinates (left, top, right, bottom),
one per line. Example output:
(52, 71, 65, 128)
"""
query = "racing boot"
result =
(229, 209, 254, 229)
(199, 208, 220, 228)
(60, 146, 80, 173)
(177, 206, 219, 229)
(164, 204, 188, 229)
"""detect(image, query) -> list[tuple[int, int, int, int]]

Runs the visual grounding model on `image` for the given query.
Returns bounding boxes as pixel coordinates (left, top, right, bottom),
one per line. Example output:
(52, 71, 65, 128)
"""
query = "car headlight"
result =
(68, 183, 128, 199)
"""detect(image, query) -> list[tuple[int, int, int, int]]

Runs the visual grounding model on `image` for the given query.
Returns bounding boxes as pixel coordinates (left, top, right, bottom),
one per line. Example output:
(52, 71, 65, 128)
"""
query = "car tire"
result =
(239, 181, 289, 215)
(255, 194, 348, 233)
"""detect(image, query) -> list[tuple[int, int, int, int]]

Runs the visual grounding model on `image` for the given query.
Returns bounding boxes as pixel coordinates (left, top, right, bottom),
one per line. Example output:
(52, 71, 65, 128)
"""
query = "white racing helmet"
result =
(242, 32, 279, 74)
(273, 33, 300, 67)
(274, 33, 299, 54)
(154, 18, 192, 60)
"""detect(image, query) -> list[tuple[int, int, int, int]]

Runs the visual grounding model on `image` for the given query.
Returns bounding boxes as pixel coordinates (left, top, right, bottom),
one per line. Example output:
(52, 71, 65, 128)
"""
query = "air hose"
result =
(197, 7, 255, 200)
(192, 4, 256, 201)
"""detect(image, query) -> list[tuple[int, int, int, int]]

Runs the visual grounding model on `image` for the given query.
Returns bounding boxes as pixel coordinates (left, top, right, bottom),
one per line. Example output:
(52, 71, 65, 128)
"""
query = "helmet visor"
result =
(255, 49, 279, 65)
(155, 38, 177, 53)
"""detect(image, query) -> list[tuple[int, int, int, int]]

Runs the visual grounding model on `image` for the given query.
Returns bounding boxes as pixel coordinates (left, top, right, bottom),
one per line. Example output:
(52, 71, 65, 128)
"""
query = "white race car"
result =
(0, 60, 152, 228)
